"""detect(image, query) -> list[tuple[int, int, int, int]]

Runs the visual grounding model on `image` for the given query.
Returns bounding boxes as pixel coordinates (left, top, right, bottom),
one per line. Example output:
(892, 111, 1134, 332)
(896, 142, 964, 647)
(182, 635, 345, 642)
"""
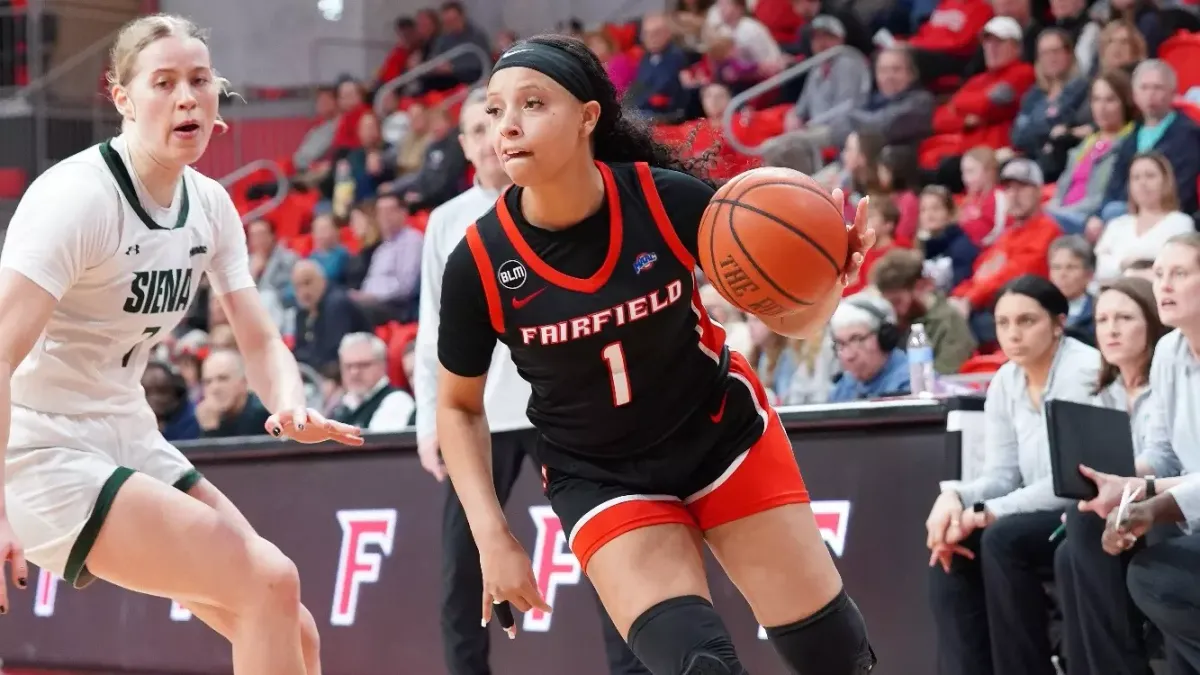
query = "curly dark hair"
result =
(519, 34, 713, 182)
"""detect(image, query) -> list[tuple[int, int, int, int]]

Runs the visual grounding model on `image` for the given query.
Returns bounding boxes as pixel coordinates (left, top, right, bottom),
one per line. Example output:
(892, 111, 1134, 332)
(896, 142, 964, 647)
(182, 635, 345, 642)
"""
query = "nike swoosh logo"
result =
(710, 391, 728, 423)
(512, 288, 546, 309)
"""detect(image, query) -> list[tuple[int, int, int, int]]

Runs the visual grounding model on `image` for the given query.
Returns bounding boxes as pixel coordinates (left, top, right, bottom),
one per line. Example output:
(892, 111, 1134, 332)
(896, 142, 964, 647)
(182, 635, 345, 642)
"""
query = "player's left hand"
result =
(266, 408, 364, 446)
(833, 189, 875, 289)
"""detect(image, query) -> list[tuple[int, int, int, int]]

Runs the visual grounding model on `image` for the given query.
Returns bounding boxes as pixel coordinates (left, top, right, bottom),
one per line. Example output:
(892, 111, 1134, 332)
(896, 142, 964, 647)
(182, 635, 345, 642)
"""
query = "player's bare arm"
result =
(0, 270, 56, 609)
(765, 192, 875, 339)
(435, 367, 550, 623)
(219, 288, 362, 446)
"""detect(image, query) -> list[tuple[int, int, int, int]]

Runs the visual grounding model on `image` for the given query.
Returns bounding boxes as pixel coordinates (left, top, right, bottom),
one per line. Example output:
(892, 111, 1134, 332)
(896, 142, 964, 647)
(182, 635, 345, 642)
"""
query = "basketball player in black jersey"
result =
(436, 35, 877, 675)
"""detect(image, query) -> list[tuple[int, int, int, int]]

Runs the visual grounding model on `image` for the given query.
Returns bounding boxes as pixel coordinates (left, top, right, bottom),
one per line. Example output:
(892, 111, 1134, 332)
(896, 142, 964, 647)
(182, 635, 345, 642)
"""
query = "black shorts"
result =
(538, 352, 810, 570)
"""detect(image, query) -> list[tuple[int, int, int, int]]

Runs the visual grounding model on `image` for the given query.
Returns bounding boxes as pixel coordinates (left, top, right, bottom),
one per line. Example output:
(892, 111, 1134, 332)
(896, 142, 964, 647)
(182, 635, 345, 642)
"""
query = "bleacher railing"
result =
(218, 158, 288, 224)
(721, 46, 873, 155)
(373, 42, 493, 118)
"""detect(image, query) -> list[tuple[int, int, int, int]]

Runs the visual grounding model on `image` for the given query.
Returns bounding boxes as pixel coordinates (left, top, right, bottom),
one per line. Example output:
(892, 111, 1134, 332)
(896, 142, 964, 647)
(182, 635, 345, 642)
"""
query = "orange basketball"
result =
(698, 167, 848, 318)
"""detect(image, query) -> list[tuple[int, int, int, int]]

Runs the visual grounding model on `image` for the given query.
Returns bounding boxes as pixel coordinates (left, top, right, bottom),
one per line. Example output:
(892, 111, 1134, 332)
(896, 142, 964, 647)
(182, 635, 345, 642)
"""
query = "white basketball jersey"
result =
(1, 136, 255, 416)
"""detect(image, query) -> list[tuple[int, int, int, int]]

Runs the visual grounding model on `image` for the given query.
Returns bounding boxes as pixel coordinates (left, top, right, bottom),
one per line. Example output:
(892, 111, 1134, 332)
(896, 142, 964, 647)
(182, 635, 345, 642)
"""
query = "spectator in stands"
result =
(836, 45, 934, 151)
(291, 86, 339, 190)
(345, 201, 382, 290)
(330, 333, 414, 432)
(990, 0, 1042, 63)
(1074, 233, 1200, 673)
(750, 321, 836, 404)
(331, 76, 370, 155)
(919, 185, 981, 290)
(1095, 19, 1148, 77)
(292, 260, 370, 373)
(951, 158, 1063, 345)
(710, 0, 787, 75)
(784, 0, 873, 58)
(390, 102, 433, 178)
(844, 195, 899, 296)
(412, 9, 441, 66)
(674, 0, 715, 48)
(143, 360, 200, 442)
(958, 146, 1008, 246)
(1087, 60, 1200, 230)
(827, 294, 911, 402)
(679, 34, 759, 95)
(1094, 152, 1195, 283)
(629, 12, 692, 121)
(1045, 70, 1136, 234)
(1048, 235, 1098, 344)
(196, 350, 272, 438)
(1122, 257, 1156, 283)
(385, 106, 468, 211)
(174, 350, 203, 403)
(494, 29, 518, 56)
(777, 16, 871, 146)
(754, 0, 803, 43)
(906, 0, 995, 85)
(873, 249, 978, 374)
(1054, 276, 1165, 675)
(584, 31, 637, 98)
(308, 213, 350, 285)
(350, 192, 423, 324)
(815, 129, 884, 204)
(375, 16, 418, 88)
(926, 275, 1100, 675)
(420, 2, 491, 92)
(345, 113, 395, 202)
(247, 219, 298, 309)
(1091, 0, 1168, 57)
(921, 18, 1036, 188)
(877, 144, 922, 246)
(1011, 29, 1090, 176)
(1049, 0, 1102, 74)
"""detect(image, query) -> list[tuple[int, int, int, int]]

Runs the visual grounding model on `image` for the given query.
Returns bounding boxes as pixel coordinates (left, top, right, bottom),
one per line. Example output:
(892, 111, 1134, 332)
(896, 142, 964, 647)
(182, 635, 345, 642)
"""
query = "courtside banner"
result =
(0, 409, 947, 674)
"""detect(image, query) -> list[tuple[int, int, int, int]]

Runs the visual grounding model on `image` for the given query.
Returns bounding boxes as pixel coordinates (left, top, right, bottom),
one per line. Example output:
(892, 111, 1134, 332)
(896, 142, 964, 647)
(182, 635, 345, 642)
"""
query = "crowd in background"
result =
(20, 0, 1193, 672)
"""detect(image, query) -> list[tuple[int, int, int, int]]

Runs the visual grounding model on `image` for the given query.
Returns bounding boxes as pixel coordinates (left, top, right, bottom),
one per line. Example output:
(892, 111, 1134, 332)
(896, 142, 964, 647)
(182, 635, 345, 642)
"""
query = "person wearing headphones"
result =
(828, 293, 912, 402)
(142, 360, 200, 442)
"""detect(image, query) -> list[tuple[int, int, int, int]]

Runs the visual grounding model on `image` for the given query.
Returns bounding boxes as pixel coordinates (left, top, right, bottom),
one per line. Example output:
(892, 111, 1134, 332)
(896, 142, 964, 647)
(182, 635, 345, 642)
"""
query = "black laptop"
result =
(1046, 399, 1138, 500)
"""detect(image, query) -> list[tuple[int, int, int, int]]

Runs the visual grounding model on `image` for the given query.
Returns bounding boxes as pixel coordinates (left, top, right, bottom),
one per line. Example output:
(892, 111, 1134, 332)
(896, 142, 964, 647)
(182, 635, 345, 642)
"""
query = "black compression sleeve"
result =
(651, 167, 717, 263)
(437, 240, 499, 378)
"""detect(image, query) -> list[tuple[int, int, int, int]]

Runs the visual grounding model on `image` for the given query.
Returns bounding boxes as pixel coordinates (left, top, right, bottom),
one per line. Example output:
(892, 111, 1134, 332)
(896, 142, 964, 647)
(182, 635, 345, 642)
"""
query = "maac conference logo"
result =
(524, 500, 853, 634)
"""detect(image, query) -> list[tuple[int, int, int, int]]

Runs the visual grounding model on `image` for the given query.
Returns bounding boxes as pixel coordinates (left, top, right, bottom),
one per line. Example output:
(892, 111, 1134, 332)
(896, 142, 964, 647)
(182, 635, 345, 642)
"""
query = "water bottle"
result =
(907, 323, 937, 398)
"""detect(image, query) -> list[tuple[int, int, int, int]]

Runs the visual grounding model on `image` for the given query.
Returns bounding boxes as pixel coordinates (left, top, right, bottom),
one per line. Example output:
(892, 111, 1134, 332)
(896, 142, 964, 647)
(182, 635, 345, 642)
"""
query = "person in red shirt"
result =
(908, 0, 995, 84)
(951, 158, 1063, 344)
(844, 195, 900, 295)
(919, 17, 1037, 185)
(374, 17, 417, 88)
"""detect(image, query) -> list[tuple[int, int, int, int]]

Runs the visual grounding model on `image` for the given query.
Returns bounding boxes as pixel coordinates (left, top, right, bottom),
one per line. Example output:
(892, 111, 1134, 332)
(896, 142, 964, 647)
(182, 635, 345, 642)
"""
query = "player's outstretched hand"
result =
(266, 408, 365, 446)
(480, 531, 551, 638)
(832, 189, 875, 289)
(0, 517, 27, 615)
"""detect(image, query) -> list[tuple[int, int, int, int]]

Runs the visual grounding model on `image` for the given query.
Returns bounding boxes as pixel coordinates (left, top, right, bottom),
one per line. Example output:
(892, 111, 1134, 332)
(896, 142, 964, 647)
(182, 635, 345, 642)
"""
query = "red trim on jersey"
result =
(465, 225, 506, 334)
(634, 162, 696, 269)
(569, 498, 694, 571)
(496, 161, 623, 294)
(687, 352, 810, 529)
(634, 163, 726, 359)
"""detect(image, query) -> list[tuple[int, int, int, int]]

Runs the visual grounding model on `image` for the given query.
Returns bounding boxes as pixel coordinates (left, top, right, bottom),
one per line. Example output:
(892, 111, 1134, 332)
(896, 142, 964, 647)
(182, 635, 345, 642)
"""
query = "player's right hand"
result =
(479, 531, 551, 633)
(0, 516, 27, 615)
(417, 435, 447, 482)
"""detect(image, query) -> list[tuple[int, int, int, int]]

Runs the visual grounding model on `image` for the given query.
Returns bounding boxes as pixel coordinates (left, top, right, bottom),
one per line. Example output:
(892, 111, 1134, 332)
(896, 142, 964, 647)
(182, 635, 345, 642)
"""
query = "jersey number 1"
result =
(123, 326, 161, 367)
(601, 342, 631, 407)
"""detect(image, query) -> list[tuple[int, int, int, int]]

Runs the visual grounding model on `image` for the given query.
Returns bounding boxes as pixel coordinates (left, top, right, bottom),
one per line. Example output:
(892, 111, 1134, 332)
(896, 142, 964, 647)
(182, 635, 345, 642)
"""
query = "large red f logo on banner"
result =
(331, 508, 397, 627)
(524, 505, 581, 633)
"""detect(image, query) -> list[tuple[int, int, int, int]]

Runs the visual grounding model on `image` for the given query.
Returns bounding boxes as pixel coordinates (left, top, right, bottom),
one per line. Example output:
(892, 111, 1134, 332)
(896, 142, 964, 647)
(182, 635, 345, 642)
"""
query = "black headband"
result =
(492, 41, 596, 103)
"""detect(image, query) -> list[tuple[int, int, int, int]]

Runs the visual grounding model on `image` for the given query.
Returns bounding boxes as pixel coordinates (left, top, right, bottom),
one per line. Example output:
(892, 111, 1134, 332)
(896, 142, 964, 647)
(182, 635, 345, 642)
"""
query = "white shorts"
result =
(4, 405, 200, 588)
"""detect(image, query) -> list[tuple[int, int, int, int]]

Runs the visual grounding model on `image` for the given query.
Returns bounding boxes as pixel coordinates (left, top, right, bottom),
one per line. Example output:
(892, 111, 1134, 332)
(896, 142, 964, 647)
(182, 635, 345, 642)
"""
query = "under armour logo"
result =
(125, 245, 140, 255)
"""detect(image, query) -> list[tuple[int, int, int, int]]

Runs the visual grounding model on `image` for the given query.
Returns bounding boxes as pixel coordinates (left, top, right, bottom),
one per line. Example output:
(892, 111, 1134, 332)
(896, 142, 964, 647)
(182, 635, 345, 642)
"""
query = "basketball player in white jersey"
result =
(0, 14, 361, 675)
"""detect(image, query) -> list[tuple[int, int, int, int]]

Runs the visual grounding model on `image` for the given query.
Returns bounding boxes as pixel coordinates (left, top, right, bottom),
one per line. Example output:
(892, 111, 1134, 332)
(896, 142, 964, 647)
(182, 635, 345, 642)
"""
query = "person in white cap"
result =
(921, 16, 1036, 189)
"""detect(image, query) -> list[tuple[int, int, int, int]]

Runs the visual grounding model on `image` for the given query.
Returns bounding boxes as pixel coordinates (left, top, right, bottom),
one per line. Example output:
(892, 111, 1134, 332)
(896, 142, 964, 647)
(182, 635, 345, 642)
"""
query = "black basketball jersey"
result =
(463, 162, 729, 458)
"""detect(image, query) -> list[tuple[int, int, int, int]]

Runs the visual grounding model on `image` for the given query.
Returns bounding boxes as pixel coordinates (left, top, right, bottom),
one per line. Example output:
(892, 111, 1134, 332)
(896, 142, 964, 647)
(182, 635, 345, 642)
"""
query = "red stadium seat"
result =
(0, 167, 27, 199)
(958, 352, 1008, 374)
(1160, 31, 1200, 93)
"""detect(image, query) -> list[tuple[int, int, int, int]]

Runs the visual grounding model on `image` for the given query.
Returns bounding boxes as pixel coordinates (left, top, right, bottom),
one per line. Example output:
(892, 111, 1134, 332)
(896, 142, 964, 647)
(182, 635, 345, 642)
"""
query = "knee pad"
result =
(765, 590, 877, 675)
(626, 595, 748, 675)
